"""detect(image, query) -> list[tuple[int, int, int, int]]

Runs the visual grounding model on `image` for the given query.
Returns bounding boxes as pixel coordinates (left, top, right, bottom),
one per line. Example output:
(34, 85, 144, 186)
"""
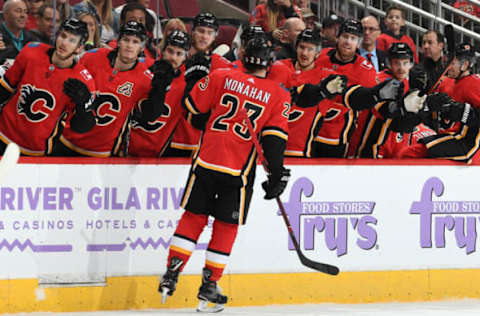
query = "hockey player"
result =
(159, 36, 290, 312)
(168, 12, 233, 156)
(353, 42, 416, 158)
(282, 28, 346, 157)
(51, 21, 175, 157)
(446, 43, 480, 108)
(126, 30, 189, 157)
(313, 19, 378, 157)
(0, 18, 96, 156)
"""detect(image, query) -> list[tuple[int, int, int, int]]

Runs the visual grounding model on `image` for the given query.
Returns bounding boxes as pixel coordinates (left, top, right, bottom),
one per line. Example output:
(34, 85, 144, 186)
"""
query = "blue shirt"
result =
(359, 46, 379, 73)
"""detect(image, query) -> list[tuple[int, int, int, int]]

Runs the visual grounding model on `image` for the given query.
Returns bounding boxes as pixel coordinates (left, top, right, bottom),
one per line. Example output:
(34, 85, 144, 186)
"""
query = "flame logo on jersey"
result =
(131, 100, 171, 132)
(117, 82, 134, 97)
(17, 84, 55, 122)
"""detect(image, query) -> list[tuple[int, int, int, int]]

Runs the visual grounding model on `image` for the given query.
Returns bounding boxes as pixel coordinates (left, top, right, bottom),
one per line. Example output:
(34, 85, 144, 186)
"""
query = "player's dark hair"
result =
(37, 4, 58, 18)
(385, 5, 405, 19)
(422, 30, 445, 46)
(120, 2, 153, 34)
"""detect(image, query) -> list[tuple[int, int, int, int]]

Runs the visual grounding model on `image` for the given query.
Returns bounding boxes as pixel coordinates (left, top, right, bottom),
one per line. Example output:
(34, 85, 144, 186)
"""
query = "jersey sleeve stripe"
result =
(0, 78, 14, 93)
(344, 85, 362, 111)
(184, 95, 200, 115)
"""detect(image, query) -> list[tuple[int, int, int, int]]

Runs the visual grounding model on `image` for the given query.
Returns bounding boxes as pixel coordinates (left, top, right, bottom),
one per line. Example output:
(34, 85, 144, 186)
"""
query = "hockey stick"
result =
(240, 109, 339, 276)
(0, 142, 20, 181)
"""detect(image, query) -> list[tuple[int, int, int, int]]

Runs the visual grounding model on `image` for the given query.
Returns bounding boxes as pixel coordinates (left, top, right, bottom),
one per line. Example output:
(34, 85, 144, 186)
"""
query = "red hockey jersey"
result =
(127, 75, 186, 157)
(313, 49, 377, 157)
(184, 68, 289, 175)
(378, 124, 435, 159)
(59, 48, 154, 157)
(0, 42, 96, 155)
(170, 53, 233, 152)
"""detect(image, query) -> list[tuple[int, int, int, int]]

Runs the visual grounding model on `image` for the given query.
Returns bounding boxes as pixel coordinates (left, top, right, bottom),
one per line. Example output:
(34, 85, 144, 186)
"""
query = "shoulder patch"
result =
(138, 57, 146, 63)
(144, 69, 153, 79)
(27, 42, 40, 48)
(87, 48, 98, 54)
(360, 59, 374, 70)
(80, 69, 93, 81)
(279, 83, 289, 92)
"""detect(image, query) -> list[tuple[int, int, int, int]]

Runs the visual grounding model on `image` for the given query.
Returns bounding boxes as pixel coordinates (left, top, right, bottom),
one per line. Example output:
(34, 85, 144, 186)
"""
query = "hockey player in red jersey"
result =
(51, 21, 175, 157)
(168, 12, 233, 156)
(232, 25, 296, 88)
(282, 28, 346, 157)
(446, 43, 480, 108)
(376, 6, 419, 63)
(159, 37, 290, 312)
(0, 18, 96, 156)
(313, 19, 378, 157)
(126, 30, 189, 157)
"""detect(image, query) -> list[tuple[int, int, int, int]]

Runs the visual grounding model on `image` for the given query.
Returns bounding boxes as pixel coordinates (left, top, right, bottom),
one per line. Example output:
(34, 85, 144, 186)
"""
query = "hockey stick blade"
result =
(240, 109, 339, 275)
(0, 142, 20, 182)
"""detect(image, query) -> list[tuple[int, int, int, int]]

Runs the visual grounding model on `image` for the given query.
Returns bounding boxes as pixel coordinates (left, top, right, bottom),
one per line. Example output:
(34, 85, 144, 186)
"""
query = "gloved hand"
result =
(184, 52, 211, 85)
(262, 167, 290, 200)
(425, 92, 472, 123)
(409, 64, 429, 92)
(372, 79, 403, 103)
(403, 90, 427, 113)
(63, 78, 94, 112)
(318, 74, 348, 99)
(151, 59, 175, 91)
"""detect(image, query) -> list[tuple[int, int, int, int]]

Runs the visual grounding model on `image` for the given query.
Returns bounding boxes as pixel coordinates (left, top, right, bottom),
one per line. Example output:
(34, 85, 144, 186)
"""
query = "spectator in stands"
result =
(108, 2, 159, 61)
(376, 5, 418, 63)
(115, 0, 162, 41)
(25, 0, 44, 30)
(158, 18, 187, 51)
(320, 14, 342, 48)
(77, 10, 101, 50)
(275, 17, 305, 60)
(47, 0, 73, 21)
(31, 5, 61, 45)
(453, 1, 480, 26)
(0, 0, 38, 63)
(249, 0, 303, 41)
(301, 8, 319, 30)
(72, 0, 119, 44)
(359, 15, 387, 72)
(420, 30, 449, 90)
(293, 0, 309, 9)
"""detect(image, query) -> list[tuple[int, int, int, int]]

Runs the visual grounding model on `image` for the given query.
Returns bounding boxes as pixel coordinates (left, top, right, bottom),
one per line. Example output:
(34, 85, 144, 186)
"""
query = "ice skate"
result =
(159, 257, 183, 304)
(196, 268, 228, 313)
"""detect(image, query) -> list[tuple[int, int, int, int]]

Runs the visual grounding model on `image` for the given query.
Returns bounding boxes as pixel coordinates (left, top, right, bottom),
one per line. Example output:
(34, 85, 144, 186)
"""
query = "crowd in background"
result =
(0, 0, 479, 162)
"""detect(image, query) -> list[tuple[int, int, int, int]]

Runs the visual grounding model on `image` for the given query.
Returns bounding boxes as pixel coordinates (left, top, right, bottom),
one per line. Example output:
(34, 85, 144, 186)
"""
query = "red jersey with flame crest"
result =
(184, 68, 289, 176)
(280, 61, 335, 157)
(313, 49, 377, 157)
(0, 42, 95, 156)
(450, 74, 480, 108)
(60, 48, 153, 157)
(170, 53, 233, 152)
(127, 75, 186, 157)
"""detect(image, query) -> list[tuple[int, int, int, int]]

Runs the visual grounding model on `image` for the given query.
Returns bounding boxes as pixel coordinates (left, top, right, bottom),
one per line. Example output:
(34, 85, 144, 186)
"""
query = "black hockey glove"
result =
(184, 52, 211, 87)
(425, 92, 474, 124)
(63, 78, 94, 112)
(409, 64, 429, 92)
(150, 59, 175, 92)
(262, 167, 290, 200)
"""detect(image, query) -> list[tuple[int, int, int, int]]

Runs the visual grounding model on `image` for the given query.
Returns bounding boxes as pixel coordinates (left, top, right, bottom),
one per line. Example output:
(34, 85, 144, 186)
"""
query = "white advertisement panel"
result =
(0, 162, 479, 280)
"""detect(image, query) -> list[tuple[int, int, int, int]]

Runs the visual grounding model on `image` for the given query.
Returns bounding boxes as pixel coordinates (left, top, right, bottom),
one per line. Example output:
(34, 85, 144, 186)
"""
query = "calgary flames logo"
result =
(17, 84, 55, 122)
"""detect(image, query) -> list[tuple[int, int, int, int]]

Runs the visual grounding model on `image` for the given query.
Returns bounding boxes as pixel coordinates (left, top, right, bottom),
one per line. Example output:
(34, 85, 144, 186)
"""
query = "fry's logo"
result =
(280, 177, 378, 257)
(410, 177, 479, 254)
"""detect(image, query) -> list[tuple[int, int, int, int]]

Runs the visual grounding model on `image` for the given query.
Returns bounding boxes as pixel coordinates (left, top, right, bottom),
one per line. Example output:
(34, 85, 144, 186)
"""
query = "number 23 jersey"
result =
(184, 68, 290, 176)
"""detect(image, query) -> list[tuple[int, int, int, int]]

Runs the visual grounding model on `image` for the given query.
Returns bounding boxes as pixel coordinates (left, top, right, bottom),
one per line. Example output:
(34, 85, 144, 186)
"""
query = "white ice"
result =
(6, 300, 480, 316)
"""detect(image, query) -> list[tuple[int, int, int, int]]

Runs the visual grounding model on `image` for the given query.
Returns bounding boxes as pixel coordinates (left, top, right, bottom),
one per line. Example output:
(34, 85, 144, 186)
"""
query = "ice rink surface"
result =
(6, 300, 480, 316)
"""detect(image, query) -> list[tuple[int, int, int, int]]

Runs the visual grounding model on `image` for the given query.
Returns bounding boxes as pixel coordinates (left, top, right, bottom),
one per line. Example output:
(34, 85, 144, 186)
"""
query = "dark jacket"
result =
(0, 23, 39, 63)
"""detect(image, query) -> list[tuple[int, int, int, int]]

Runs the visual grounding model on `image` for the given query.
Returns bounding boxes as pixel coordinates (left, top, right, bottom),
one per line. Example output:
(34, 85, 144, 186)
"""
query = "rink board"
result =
(1, 157, 480, 313)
